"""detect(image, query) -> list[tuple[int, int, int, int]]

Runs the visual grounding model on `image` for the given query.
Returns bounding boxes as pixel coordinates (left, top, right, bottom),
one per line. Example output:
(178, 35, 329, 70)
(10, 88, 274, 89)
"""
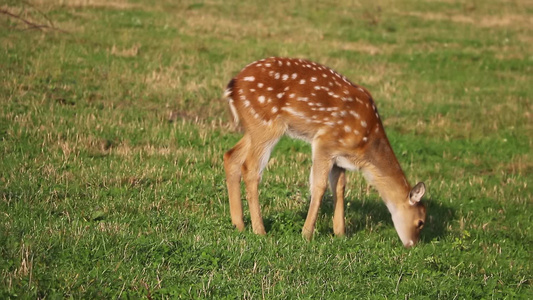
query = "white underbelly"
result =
(335, 156, 359, 171)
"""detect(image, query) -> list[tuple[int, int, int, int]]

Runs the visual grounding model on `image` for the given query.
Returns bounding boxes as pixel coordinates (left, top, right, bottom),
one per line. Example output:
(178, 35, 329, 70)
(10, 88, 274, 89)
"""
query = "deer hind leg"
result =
(242, 132, 281, 235)
(224, 135, 251, 231)
(329, 165, 346, 236)
(302, 140, 334, 240)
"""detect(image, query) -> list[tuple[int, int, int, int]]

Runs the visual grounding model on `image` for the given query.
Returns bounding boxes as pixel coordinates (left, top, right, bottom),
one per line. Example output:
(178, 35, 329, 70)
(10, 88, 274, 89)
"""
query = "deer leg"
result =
(242, 136, 280, 235)
(329, 165, 346, 236)
(223, 135, 251, 231)
(302, 144, 333, 240)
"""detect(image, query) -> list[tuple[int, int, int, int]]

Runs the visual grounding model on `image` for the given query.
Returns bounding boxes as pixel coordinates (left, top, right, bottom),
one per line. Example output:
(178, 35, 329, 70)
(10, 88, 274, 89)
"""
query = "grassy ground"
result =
(1, 0, 531, 298)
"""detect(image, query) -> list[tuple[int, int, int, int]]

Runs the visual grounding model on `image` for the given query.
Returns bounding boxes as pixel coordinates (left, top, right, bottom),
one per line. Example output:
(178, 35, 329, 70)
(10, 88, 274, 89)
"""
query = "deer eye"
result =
(417, 220, 425, 229)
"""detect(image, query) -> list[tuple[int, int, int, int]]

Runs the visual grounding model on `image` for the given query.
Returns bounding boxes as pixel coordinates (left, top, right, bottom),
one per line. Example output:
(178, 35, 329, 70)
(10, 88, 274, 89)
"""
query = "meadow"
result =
(0, 0, 531, 298)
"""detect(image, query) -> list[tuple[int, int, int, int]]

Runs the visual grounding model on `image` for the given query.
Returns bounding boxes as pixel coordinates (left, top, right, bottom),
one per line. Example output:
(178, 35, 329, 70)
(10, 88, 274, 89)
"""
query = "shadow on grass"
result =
(262, 210, 307, 236)
(341, 195, 455, 243)
(260, 195, 455, 243)
(420, 198, 456, 243)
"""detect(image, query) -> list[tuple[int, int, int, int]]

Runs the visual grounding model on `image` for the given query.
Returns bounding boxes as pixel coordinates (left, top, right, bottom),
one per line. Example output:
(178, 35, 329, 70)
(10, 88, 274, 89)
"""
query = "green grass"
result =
(1, 0, 532, 298)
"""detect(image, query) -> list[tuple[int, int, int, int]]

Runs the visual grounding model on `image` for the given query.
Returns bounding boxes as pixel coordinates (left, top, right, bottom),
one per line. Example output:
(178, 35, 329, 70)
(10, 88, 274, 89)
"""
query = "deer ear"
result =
(409, 182, 426, 205)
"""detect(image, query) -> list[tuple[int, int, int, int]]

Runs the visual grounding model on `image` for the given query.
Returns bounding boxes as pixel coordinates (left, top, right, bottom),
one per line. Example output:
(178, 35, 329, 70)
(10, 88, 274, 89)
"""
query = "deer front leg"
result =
(329, 165, 346, 236)
(302, 147, 333, 241)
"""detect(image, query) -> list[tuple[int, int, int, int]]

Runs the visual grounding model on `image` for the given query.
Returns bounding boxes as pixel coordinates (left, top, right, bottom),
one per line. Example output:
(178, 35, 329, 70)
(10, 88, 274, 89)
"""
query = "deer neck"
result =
(360, 137, 412, 214)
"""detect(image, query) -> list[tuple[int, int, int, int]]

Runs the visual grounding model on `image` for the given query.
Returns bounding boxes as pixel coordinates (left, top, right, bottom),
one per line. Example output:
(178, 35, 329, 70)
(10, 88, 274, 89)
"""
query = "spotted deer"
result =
(223, 57, 426, 247)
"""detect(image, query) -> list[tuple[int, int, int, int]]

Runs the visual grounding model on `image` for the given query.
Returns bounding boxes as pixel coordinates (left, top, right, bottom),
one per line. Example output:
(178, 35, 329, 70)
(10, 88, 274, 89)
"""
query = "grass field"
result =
(1, 0, 532, 298)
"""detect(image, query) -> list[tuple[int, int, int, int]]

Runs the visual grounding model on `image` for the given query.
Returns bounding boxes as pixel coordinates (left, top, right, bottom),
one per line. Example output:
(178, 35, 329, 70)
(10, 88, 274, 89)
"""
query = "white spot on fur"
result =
(282, 106, 306, 119)
(349, 111, 360, 119)
(244, 76, 255, 82)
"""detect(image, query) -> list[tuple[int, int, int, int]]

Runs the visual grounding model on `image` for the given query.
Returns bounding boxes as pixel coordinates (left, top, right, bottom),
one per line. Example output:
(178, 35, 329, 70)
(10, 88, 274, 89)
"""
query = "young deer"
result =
(223, 57, 426, 247)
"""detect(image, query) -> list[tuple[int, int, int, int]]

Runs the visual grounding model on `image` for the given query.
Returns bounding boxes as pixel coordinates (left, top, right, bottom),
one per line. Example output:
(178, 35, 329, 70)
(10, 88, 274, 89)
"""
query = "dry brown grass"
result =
(399, 11, 533, 29)
(109, 44, 141, 57)
(29, 0, 142, 10)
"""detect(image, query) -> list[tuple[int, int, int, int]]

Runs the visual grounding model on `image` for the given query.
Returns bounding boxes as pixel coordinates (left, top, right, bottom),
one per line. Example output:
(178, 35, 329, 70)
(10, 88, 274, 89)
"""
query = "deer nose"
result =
(404, 240, 415, 248)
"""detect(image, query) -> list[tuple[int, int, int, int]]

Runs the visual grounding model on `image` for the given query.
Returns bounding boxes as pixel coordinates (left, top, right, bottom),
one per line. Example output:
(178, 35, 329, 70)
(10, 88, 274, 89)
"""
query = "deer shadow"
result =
(262, 194, 454, 243)
(338, 195, 454, 243)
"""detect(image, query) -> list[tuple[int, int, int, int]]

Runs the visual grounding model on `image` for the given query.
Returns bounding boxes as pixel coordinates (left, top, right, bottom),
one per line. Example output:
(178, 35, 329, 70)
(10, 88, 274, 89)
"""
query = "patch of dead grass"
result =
(399, 11, 533, 30)
(1, 242, 34, 292)
(177, 5, 324, 45)
(29, 0, 142, 10)
(109, 44, 140, 57)
(331, 40, 388, 56)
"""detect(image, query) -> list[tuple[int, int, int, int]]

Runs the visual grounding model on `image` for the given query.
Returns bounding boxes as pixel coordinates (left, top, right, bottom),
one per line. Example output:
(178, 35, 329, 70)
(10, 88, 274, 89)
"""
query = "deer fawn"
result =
(223, 57, 426, 247)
